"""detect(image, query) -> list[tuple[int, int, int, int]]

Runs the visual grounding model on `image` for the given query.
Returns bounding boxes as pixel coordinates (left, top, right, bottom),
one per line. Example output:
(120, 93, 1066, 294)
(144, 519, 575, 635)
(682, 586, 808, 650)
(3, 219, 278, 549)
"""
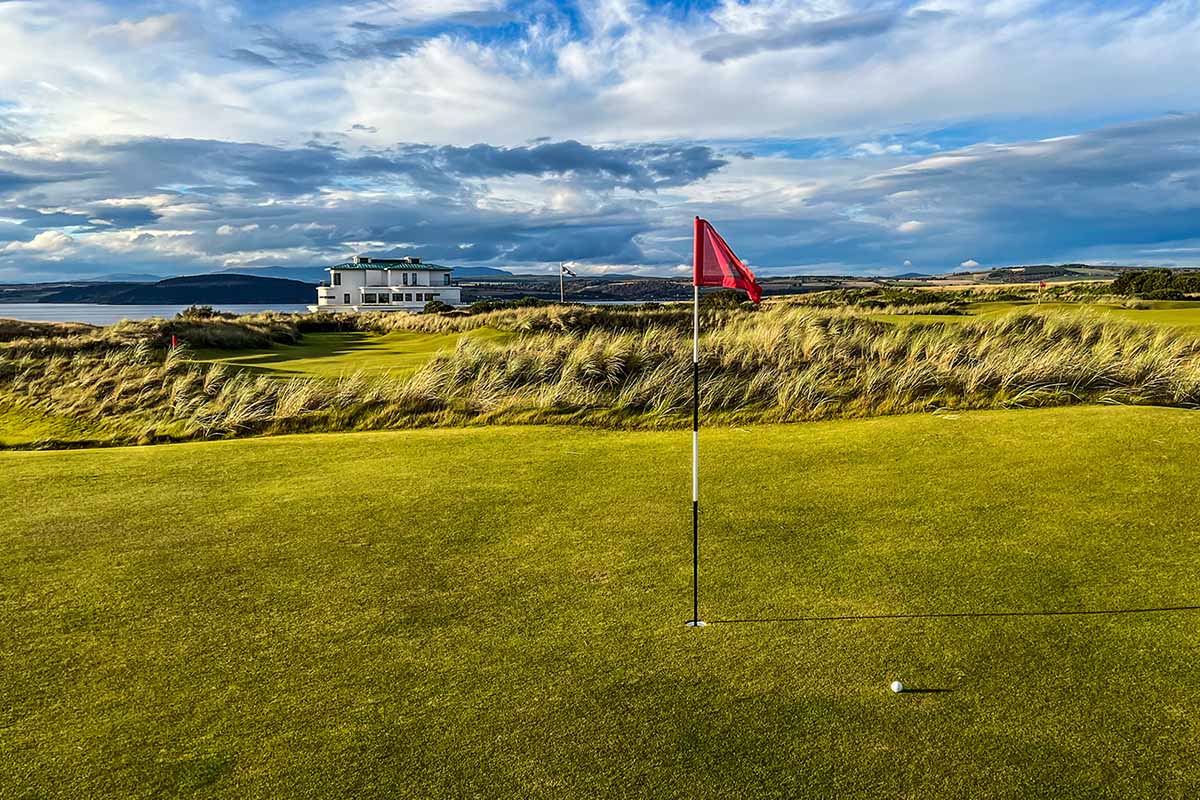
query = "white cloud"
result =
(2, 230, 75, 255)
(2, 0, 1199, 145)
(960, 259, 980, 268)
(93, 14, 186, 46)
(896, 220, 924, 233)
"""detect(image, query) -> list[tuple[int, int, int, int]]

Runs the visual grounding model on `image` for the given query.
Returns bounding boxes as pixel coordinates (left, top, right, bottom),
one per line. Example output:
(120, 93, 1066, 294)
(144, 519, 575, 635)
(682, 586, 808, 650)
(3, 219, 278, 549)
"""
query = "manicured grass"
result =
(2, 406, 1199, 797)
(189, 328, 513, 378)
(872, 299, 1200, 328)
(0, 397, 91, 446)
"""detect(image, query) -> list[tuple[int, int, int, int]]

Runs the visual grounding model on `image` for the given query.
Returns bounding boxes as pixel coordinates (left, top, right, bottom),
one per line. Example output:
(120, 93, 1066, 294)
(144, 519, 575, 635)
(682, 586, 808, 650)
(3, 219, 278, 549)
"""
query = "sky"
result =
(1, 0, 1199, 281)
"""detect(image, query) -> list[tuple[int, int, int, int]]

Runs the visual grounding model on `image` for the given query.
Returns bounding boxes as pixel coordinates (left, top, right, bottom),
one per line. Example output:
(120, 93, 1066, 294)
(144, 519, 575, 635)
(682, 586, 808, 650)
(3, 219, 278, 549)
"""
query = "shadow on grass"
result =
(710, 605, 1200, 624)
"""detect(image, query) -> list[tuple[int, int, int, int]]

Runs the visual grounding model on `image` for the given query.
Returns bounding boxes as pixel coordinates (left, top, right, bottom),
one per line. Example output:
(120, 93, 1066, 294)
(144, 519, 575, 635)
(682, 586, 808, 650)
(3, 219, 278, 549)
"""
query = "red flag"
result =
(1039, 280, 1047, 289)
(693, 217, 762, 304)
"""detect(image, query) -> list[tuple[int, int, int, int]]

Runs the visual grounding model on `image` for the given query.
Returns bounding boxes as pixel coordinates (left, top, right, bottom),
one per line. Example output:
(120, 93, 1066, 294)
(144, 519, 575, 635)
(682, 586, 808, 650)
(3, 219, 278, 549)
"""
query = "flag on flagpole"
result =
(687, 217, 760, 628)
(560, 264, 577, 277)
(694, 218, 763, 303)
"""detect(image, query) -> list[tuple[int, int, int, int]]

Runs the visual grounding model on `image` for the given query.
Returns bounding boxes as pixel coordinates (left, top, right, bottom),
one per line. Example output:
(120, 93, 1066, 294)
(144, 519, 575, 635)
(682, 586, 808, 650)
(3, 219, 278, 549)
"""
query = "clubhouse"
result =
(310, 255, 463, 313)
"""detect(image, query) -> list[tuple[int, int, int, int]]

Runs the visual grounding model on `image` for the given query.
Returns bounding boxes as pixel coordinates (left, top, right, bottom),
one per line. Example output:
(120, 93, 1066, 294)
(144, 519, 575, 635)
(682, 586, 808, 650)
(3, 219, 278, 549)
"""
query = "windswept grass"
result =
(406, 308, 1200, 424)
(2, 306, 1198, 447)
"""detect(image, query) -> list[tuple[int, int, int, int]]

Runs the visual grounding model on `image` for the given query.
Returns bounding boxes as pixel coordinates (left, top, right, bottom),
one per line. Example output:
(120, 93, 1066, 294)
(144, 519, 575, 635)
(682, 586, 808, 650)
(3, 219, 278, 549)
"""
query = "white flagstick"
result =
(560, 263, 565, 303)
(686, 273, 700, 623)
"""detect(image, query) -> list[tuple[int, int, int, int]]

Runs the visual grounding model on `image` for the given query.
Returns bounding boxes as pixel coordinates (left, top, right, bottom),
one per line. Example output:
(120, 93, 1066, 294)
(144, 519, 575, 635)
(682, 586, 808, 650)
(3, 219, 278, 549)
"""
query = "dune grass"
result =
(188, 328, 514, 379)
(1, 405, 1198, 798)
(2, 308, 1199, 447)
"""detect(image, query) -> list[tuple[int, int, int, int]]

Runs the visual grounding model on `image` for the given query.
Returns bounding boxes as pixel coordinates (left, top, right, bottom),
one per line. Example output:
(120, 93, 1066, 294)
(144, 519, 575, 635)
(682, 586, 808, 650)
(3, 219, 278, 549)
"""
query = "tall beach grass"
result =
(2, 304, 1197, 448)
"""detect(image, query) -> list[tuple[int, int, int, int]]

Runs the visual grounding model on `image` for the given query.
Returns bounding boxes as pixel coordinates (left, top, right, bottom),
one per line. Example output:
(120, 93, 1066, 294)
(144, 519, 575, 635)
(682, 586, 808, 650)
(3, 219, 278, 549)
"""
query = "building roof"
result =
(329, 260, 453, 271)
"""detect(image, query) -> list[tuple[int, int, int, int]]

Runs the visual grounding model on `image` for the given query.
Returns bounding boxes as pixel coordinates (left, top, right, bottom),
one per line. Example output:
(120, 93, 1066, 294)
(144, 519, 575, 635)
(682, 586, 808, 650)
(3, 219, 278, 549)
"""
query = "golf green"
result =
(2, 406, 1198, 797)
(189, 327, 513, 378)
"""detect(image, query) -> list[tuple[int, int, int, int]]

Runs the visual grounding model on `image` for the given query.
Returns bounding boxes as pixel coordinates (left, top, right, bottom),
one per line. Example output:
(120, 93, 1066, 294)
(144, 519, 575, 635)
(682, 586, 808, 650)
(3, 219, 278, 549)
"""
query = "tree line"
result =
(1112, 269, 1200, 299)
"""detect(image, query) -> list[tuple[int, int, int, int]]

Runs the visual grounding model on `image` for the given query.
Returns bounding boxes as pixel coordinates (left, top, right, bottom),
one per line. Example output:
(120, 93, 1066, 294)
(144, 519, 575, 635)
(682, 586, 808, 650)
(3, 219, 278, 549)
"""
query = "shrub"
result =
(176, 305, 225, 320)
(423, 300, 454, 315)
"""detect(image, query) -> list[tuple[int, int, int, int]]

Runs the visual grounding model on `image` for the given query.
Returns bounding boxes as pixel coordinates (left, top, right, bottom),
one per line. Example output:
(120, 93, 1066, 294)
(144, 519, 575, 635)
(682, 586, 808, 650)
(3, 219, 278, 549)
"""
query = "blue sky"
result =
(1, 0, 1199, 280)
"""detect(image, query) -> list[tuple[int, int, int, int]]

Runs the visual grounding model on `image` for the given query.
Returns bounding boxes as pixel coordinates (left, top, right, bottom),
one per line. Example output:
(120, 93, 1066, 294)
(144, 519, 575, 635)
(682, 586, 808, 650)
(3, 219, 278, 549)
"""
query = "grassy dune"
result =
(3, 405, 1199, 798)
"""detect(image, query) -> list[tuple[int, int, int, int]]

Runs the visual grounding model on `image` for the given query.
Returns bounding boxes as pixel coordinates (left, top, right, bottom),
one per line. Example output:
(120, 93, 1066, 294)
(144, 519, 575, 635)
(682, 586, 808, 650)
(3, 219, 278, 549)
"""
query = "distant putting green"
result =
(3, 406, 1199, 797)
(189, 328, 513, 378)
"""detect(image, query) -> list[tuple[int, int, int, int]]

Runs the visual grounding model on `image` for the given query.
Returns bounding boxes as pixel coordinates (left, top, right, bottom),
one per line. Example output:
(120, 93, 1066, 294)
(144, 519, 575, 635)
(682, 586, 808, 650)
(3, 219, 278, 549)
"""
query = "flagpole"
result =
(560, 263, 565, 304)
(687, 217, 705, 628)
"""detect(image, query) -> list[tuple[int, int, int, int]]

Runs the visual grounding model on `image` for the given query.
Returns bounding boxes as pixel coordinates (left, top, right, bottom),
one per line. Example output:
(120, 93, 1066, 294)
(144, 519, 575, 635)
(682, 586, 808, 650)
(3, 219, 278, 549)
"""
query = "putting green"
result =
(189, 327, 513, 379)
(2, 406, 1199, 797)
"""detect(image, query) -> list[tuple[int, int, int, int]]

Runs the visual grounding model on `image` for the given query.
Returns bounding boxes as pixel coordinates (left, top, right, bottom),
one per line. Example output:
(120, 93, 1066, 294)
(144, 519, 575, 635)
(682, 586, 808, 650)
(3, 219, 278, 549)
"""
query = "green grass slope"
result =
(189, 328, 513, 378)
(2, 407, 1199, 798)
(0, 397, 92, 447)
(872, 299, 1200, 328)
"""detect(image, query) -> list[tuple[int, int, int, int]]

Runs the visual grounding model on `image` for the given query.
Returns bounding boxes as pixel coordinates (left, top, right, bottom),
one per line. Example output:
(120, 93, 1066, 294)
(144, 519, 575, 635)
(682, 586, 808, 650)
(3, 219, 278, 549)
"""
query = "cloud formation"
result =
(0, 1, 1198, 280)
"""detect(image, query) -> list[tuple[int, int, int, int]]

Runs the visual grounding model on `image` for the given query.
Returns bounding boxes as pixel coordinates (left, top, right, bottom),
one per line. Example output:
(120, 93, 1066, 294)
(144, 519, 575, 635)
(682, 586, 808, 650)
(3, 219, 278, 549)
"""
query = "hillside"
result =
(0, 274, 315, 305)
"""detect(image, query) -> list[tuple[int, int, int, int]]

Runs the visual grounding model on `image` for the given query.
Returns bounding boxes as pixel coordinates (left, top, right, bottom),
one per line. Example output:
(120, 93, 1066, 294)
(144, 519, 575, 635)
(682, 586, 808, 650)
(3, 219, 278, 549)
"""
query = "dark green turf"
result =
(2, 406, 1198, 798)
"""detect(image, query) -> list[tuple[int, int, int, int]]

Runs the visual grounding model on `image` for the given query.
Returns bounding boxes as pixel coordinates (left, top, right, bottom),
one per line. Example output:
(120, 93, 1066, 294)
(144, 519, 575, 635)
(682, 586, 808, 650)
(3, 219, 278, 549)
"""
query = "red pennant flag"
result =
(693, 217, 762, 304)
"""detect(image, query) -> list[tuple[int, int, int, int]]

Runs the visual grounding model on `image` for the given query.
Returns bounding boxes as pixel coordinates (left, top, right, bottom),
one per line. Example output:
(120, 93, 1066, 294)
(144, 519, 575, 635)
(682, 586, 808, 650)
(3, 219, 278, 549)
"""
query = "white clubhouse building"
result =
(310, 255, 462, 313)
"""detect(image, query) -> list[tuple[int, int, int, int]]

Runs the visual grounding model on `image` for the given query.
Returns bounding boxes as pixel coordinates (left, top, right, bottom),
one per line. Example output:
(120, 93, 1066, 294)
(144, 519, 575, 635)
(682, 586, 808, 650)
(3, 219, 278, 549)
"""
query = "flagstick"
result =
(686, 278, 700, 628)
(560, 263, 565, 304)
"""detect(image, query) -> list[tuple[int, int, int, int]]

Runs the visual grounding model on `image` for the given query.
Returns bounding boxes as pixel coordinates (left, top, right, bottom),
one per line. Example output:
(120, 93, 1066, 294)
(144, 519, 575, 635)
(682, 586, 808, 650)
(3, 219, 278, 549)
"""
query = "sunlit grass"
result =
(188, 328, 514, 379)
(2, 406, 1198, 797)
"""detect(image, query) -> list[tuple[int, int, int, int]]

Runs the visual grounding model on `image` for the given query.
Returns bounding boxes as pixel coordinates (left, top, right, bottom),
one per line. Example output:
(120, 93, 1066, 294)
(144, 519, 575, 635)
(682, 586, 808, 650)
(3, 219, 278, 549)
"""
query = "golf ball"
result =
(890, 680, 904, 693)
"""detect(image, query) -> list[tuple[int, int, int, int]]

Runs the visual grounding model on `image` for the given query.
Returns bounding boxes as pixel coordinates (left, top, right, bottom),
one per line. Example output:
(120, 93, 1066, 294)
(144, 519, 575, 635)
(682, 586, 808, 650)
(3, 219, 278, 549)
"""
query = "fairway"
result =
(3, 407, 1199, 797)
(871, 299, 1200, 328)
(189, 327, 513, 378)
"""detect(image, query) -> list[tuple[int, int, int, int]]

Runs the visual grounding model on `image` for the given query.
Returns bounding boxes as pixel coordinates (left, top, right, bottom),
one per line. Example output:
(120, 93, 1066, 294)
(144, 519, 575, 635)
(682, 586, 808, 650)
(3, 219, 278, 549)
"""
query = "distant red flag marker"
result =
(693, 217, 762, 304)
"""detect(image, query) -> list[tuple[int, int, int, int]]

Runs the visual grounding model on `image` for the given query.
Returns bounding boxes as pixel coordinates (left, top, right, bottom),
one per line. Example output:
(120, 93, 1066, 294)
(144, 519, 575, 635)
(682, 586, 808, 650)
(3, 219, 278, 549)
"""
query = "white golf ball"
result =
(890, 680, 904, 693)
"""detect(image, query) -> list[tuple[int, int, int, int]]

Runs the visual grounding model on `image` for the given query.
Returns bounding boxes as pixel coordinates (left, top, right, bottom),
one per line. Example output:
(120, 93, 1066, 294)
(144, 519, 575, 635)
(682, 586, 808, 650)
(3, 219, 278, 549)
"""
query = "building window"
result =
(427, 293, 438, 301)
(333, 272, 341, 286)
(392, 293, 404, 302)
(363, 293, 377, 304)
(443, 273, 451, 285)
(411, 272, 418, 285)
(343, 293, 350, 304)
(403, 293, 411, 302)
(402, 273, 408, 286)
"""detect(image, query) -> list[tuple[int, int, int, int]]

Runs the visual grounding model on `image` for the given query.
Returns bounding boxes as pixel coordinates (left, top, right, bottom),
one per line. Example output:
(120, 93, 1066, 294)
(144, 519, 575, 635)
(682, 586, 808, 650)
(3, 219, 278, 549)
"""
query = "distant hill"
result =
(35, 274, 316, 304)
(217, 266, 330, 283)
(453, 265, 514, 277)
(94, 272, 166, 283)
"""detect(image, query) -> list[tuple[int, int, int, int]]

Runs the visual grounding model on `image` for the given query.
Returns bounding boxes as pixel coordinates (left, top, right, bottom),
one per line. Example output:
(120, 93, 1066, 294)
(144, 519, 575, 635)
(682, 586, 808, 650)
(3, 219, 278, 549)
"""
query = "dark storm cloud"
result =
(4, 137, 727, 200)
(424, 141, 728, 189)
(0, 133, 722, 277)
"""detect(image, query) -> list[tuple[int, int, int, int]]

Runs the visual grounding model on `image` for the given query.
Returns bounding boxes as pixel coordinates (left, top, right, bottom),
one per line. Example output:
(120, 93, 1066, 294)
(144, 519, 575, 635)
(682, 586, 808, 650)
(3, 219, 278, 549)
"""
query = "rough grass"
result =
(2, 307, 1199, 447)
(2, 405, 1199, 798)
